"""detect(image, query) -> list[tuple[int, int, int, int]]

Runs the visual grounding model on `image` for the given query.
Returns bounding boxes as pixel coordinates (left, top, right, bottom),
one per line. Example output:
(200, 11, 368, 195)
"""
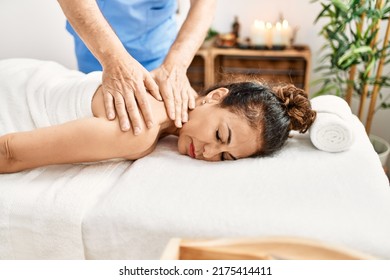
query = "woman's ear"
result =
(205, 87, 229, 103)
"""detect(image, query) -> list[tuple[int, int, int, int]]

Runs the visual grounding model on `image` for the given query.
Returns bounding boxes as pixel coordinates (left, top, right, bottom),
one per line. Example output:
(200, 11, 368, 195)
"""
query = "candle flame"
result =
(254, 20, 265, 29)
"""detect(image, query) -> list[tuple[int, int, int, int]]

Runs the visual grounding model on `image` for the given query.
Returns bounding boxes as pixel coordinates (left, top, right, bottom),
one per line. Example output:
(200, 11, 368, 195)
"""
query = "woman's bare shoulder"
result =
(124, 138, 158, 160)
(90, 85, 165, 161)
(121, 121, 162, 160)
(91, 86, 106, 118)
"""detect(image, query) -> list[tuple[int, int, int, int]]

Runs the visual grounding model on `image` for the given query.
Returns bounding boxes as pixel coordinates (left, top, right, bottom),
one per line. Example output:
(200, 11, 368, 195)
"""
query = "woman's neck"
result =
(149, 95, 180, 138)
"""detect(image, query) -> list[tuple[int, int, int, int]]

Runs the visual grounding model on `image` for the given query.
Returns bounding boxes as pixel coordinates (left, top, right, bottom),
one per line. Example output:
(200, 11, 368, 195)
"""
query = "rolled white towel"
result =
(309, 95, 355, 152)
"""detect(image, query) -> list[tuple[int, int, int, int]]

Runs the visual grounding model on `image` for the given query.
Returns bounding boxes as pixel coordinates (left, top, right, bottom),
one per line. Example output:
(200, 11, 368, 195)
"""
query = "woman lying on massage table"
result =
(0, 59, 316, 173)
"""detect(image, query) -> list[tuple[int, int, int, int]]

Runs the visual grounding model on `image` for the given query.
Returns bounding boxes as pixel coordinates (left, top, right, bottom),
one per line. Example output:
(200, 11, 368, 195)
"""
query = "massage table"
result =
(1, 128, 389, 259)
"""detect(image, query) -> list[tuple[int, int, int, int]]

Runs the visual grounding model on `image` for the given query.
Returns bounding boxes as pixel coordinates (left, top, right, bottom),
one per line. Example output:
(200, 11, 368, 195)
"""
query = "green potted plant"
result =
(312, 0, 390, 166)
(201, 28, 219, 49)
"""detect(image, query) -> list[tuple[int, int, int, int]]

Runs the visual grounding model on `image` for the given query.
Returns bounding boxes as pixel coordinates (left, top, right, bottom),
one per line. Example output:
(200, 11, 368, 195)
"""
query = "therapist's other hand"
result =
(151, 64, 197, 128)
(102, 54, 160, 134)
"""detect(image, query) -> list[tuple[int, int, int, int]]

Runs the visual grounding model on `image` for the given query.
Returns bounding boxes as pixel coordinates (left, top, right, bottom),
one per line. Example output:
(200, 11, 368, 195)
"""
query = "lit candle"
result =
(250, 20, 268, 47)
(271, 20, 292, 47)
(281, 19, 292, 46)
(272, 21, 283, 46)
(265, 22, 273, 47)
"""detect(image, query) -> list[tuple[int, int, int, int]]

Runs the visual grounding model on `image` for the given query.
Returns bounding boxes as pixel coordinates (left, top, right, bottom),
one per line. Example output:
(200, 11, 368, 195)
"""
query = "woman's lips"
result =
(189, 142, 195, 158)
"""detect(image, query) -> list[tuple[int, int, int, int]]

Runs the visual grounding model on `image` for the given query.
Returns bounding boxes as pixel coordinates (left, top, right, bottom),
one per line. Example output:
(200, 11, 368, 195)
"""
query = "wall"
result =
(0, 0, 324, 71)
(1, 0, 389, 171)
(0, 0, 77, 69)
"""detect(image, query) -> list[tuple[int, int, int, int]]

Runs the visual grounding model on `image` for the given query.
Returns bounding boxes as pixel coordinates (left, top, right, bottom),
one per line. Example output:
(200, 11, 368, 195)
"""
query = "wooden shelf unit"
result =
(187, 46, 311, 93)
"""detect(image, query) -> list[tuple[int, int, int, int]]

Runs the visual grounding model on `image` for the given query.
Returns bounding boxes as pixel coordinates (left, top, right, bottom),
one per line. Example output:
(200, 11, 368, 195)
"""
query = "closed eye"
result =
(216, 130, 222, 142)
(216, 130, 235, 161)
(221, 152, 237, 161)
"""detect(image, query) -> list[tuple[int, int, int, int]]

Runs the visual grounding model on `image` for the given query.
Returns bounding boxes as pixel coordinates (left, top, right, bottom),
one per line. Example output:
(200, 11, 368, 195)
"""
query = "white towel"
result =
(309, 95, 355, 152)
(0, 58, 102, 133)
(0, 58, 107, 259)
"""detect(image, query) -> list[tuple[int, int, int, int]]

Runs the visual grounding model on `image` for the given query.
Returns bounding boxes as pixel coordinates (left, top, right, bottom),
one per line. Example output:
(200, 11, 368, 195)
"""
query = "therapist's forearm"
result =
(163, 0, 217, 70)
(57, 0, 128, 67)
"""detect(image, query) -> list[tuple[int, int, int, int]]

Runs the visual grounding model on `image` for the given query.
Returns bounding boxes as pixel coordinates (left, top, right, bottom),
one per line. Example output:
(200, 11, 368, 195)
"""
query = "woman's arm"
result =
(0, 117, 155, 173)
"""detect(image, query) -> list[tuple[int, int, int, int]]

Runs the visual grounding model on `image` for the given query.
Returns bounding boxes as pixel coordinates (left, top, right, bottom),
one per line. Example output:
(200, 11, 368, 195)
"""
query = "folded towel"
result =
(309, 95, 355, 152)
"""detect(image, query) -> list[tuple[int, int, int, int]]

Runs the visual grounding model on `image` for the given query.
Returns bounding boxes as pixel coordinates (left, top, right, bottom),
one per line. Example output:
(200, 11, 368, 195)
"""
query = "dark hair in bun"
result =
(200, 80, 316, 157)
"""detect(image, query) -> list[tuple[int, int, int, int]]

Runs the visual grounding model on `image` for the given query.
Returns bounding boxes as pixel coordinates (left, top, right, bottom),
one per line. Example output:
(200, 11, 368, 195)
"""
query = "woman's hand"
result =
(102, 53, 161, 134)
(151, 64, 197, 128)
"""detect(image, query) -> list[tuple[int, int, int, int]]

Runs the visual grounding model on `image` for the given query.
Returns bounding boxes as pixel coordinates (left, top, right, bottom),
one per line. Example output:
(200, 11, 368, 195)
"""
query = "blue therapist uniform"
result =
(66, 0, 178, 73)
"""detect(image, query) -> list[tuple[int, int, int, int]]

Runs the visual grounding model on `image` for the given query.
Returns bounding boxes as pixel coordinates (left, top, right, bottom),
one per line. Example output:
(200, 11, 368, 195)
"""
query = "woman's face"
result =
(177, 88, 261, 161)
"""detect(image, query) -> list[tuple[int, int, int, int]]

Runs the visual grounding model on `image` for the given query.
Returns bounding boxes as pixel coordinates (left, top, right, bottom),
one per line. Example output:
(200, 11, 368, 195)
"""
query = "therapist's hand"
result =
(102, 54, 161, 134)
(151, 64, 197, 128)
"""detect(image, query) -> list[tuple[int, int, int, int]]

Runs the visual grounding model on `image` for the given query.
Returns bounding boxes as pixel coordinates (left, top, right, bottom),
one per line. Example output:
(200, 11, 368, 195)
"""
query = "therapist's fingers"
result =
(188, 84, 197, 110)
(102, 83, 131, 132)
(101, 53, 160, 134)
(132, 82, 154, 129)
(173, 76, 198, 126)
(122, 87, 142, 134)
(102, 88, 116, 120)
(181, 86, 197, 123)
(160, 80, 175, 121)
(144, 76, 161, 102)
(151, 66, 175, 121)
(112, 87, 132, 132)
(152, 65, 196, 127)
(180, 88, 189, 123)
(180, 79, 198, 123)
(102, 75, 133, 132)
(173, 86, 182, 128)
